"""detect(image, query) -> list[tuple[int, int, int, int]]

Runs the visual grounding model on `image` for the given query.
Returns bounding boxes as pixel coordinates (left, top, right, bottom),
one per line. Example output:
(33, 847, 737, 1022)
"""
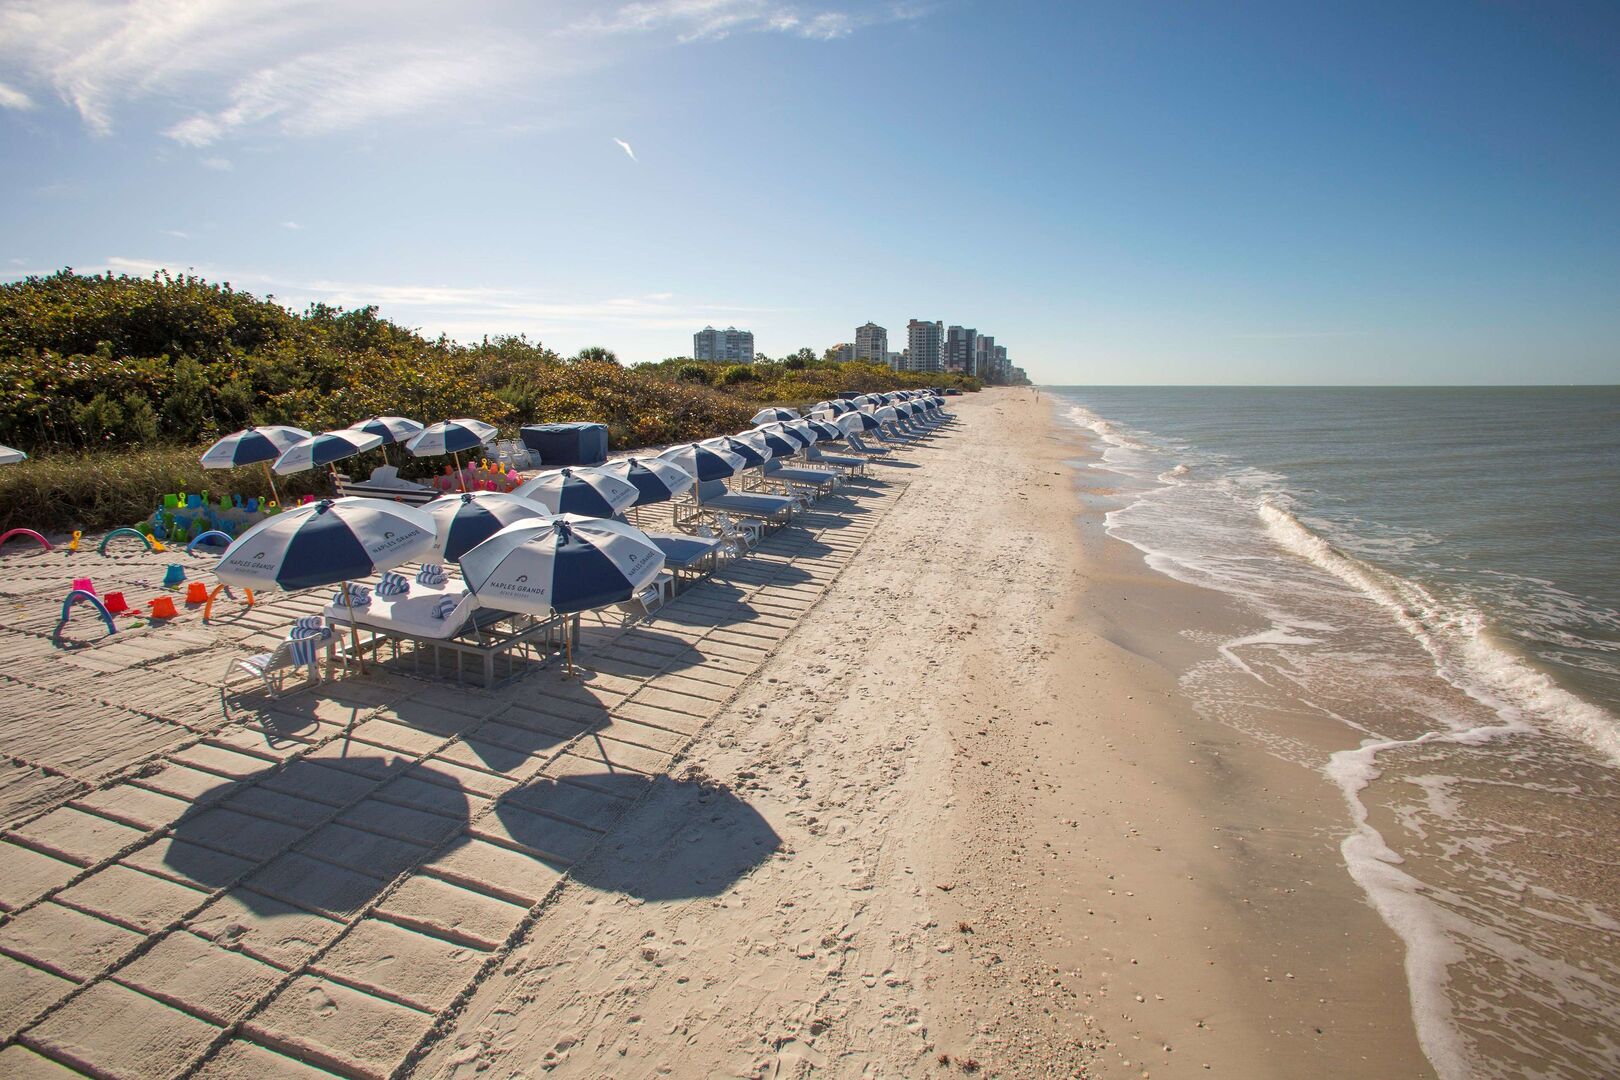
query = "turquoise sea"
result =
(1051, 386, 1620, 1080)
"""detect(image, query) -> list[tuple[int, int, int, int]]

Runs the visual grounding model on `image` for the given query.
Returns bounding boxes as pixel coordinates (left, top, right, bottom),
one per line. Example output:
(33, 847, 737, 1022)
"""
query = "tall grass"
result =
(0, 447, 325, 535)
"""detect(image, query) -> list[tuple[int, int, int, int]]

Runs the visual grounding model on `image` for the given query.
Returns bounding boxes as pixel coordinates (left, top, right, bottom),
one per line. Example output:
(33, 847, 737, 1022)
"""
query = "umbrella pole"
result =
(262, 461, 282, 506)
(340, 581, 367, 674)
(452, 450, 468, 493)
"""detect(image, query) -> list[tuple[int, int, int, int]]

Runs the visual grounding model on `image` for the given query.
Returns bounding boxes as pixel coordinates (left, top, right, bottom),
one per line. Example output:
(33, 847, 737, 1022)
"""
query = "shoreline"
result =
(415, 388, 1434, 1078)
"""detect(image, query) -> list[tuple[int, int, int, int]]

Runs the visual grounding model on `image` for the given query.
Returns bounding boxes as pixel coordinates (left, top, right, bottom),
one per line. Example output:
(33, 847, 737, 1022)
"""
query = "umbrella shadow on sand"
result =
(163, 749, 778, 924)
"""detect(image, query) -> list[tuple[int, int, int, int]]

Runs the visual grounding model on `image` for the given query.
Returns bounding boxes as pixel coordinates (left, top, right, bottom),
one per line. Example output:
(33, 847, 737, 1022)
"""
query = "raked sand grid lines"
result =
(0, 472, 906, 1080)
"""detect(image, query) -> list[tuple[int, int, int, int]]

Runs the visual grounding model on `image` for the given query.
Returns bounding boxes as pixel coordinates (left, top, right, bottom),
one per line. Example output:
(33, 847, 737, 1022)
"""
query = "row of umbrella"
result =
(200, 417, 498, 502)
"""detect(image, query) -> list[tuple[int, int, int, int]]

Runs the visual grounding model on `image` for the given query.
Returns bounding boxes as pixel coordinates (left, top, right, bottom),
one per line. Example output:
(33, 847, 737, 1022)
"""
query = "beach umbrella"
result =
(458, 514, 666, 673)
(347, 416, 424, 464)
(838, 411, 882, 434)
(272, 429, 385, 491)
(750, 406, 800, 425)
(658, 442, 746, 482)
(422, 490, 550, 561)
(0, 444, 26, 465)
(705, 433, 772, 469)
(595, 457, 695, 506)
(803, 418, 843, 441)
(200, 425, 311, 504)
(406, 419, 498, 493)
(784, 419, 821, 444)
(515, 467, 640, 517)
(748, 425, 803, 458)
(215, 497, 438, 669)
(872, 405, 900, 425)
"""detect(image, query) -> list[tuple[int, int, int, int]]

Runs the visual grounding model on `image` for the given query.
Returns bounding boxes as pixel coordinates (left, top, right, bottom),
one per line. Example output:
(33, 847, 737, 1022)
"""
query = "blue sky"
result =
(2, 0, 1617, 384)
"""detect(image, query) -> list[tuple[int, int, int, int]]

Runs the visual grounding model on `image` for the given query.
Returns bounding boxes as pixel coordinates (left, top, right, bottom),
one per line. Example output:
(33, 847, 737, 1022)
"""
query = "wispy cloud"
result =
(613, 137, 637, 162)
(0, 80, 34, 110)
(281, 221, 304, 230)
(161, 229, 191, 239)
(0, 2, 924, 145)
(92, 256, 774, 338)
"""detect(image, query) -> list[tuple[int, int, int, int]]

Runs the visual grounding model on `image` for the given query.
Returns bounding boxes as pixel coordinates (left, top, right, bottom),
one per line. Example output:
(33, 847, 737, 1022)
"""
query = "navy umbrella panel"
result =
(423, 491, 551, 561)
(595, 457, 695, 506)
(657, 442, 746, 482)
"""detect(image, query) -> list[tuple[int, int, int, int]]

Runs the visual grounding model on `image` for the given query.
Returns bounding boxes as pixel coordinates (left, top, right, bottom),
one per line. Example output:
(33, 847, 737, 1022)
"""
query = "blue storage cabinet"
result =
(520, 423, 609, 466)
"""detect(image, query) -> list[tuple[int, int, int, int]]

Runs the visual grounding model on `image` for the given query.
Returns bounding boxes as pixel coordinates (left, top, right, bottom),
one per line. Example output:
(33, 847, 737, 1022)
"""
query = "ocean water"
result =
(1050, 386, 1620, 1080)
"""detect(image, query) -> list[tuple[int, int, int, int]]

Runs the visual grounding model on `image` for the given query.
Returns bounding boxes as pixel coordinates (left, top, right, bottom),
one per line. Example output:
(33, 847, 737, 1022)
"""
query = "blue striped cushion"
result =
(375, 571, 410, 596)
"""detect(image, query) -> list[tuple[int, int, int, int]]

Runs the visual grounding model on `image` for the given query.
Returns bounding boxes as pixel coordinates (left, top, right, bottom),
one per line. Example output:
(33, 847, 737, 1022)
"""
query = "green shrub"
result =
(719, 364, 755, 386)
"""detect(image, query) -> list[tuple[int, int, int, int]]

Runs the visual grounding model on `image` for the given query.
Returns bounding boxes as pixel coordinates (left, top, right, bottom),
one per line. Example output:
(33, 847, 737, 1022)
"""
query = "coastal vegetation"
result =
(0, 270, 977, 531)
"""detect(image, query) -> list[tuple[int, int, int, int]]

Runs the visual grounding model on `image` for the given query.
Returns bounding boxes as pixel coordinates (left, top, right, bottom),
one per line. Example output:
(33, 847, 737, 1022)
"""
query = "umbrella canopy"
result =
(658, 442, 746, 482)
(803, 418, 843, 441)
(748, 425, 803, 458)
(423, 491, 550, 561)
(348, 416, 424, 445)
(514, 467, 639, 517)
(838, 410, 882, 434)
(273, 429, 384, 475)
(458, 514, 665, 616)
(595, 457, 695, 506)
(784, 419, 821, 444)
(214, 497, 437, 592)
(406, 419, 498, 457)
(871, 405, 900, 424)
(750, 406, 801, 426)
(200, 426, 312, 469)
(0, 444, 26, 465)
(704, 433, 772, 469)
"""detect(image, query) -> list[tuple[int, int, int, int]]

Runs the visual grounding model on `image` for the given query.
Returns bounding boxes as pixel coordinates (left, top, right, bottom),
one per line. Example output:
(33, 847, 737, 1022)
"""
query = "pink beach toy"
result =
(71, 577, 95, 595)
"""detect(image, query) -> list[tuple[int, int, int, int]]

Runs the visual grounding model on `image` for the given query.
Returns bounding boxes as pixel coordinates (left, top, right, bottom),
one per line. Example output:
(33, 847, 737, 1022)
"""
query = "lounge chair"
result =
(761, 458, 839, 498)
(803, 444, 867, 476)
(844, 433, 890, 457)
(333, 465, 438, 505)
(223, 621, 332, 698)
(694, 478, 795, 524)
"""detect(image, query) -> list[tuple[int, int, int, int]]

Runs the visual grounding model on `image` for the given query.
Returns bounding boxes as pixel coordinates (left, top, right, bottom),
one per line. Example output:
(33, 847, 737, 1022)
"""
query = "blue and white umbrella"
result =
(658, 442, 746, 482)
(595, 457, 695, 506)
(200, 425, 312, 504)
(348, 416, 424, 445)
(215, 497, 437, 592)
(784, 419, 821, 444)
(514, 467, 640, 517)
(459, 514, 665, 618)
(406, 418, 499, 493)
(749, 425, 803, 458)
(272, 429, 384, 477)
(803, 418, 843, 441)
(704, 433, 772, 469)
(407, 418, 497, 457)
(423, 491, 550, 561)
(838, 410, 882, 434)
(750, 406, 800, 426)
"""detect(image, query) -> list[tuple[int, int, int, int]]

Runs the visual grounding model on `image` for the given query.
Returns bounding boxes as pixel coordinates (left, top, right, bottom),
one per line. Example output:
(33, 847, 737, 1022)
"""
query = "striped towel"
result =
(288, 634, 323, 666)
(290, 616, 326, 637)
(375, 571, 411, 597)
(416, 563, 449, 587)
(431, 595, 461, 620)
(334, 585, 371, 607)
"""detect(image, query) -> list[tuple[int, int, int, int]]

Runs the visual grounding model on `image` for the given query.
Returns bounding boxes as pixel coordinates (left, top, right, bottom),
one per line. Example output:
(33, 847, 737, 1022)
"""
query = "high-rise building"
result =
(885, 351, 903, 370)
(693, 326, 755, 363)
(973, 334, 996, 378)
(906, 319, 943, 373)
(828, 342, 855, 363)
(944, 325, 978, 373)
(992, 344, 1009, 383)
(854, 322, 888, 363)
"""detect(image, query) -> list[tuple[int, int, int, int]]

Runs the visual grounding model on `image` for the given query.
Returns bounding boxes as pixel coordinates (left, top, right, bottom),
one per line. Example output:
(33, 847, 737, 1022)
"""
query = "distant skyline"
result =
(2, 1, 1618, 384)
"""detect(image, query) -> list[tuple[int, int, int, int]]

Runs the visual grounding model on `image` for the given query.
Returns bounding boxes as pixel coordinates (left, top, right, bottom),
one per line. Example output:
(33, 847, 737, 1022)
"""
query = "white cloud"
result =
(613, 137, 637, 162)
(200, 156, 233, 171)
(89, 257, 774, 339)
(161, 229, 191, 239)
(0, 80, 34, 110)
(282, 221, 304, 230)
(0, 1, 923, 144)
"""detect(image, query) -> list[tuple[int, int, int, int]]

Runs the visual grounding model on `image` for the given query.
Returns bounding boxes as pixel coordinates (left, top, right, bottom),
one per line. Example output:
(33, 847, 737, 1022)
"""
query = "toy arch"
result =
(98, 528, 156, 555)
(186, 530, 233, 554)
(0, 528, 52, 551)
(202, 582, 255, 621)
(53, 588, 116, 641)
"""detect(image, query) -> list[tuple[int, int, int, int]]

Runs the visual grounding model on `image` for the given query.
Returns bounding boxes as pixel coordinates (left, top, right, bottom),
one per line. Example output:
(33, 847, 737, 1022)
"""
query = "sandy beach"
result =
(0, 389, 1439, 1079)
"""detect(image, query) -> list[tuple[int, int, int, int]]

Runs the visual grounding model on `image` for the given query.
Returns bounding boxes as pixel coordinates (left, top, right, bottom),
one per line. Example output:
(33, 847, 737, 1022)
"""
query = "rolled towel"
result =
(375, 571, 410, 596)
(416, 563, 449, 587)
(290, 615, 326, 637)
(334, 585, 371, 607)
(431, 595, 461, 620)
